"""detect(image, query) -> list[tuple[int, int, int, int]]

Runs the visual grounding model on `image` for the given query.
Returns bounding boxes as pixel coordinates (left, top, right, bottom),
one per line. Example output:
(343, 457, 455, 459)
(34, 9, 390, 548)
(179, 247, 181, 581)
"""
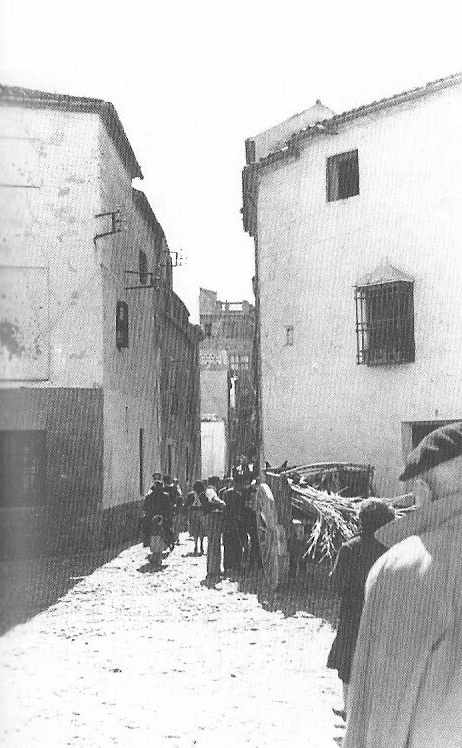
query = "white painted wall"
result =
(0, 106, 103, 386)
(201, 419, 226, 478)
(98, 123, 162, 508)
(257, 83, 462, 495)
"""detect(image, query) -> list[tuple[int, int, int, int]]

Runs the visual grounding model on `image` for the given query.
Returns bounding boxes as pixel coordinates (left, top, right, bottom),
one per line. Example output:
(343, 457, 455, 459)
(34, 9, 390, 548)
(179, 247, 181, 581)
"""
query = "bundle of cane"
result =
(289, 482, 360, 565)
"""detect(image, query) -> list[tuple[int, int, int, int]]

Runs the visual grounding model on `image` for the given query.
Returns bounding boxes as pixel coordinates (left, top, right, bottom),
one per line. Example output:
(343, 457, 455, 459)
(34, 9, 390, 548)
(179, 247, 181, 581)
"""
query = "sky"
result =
(1, 0, 461, 321)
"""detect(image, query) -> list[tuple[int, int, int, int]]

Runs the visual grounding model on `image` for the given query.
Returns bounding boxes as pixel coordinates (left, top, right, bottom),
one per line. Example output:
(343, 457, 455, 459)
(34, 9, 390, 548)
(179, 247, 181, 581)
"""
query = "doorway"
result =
(0, 430, 47, 508)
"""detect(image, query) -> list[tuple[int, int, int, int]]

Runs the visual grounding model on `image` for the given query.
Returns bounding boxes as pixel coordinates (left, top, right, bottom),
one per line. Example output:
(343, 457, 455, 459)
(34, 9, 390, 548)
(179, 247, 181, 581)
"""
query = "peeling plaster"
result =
(0, 319, 26, 360)
(66, 175, 86, 185)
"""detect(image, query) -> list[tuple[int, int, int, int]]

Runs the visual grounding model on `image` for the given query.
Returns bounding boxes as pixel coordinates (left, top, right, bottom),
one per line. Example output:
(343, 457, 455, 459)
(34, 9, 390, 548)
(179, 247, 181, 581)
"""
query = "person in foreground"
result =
(327, 498, 395, 719)
(344, 422, 462, 748)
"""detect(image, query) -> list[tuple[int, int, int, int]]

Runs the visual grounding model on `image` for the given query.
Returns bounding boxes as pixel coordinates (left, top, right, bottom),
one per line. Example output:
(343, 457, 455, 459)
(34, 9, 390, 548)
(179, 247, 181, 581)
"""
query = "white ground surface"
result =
(0, 534, 345, 747)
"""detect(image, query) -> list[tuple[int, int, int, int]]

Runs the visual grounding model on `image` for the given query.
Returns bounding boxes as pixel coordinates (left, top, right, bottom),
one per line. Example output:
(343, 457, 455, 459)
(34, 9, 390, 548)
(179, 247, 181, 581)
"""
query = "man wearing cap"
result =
(344, 422, 462, 748)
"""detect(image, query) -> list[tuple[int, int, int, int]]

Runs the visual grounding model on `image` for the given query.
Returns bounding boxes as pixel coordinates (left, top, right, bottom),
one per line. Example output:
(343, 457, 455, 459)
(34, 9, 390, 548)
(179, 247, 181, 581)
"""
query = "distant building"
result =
(0, 85, 201, 554)
(199, 288, 256, 474)
(158, 276, 202, 489)
(242, 72, 462, 495)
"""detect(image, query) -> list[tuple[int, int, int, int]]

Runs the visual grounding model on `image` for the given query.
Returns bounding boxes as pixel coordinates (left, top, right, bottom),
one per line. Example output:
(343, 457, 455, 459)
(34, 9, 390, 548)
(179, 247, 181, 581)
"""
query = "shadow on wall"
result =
(0, 541, 135, 636)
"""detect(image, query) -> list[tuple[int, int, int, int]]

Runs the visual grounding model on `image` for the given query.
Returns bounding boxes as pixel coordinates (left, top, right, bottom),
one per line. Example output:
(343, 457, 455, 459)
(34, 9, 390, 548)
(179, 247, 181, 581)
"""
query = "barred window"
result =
(355, 281, 415, 366)
(327, 150, 359, 202)
(116, 300, 129, 349)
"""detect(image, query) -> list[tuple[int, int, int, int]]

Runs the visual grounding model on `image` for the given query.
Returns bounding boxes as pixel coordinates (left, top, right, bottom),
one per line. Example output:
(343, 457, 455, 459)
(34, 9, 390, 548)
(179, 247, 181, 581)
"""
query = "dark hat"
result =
(399, 422, 462, 481)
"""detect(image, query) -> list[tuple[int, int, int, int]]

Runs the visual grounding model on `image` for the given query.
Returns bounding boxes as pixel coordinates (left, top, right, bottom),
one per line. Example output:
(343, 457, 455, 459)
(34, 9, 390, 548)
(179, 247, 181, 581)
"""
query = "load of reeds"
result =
(289, 481, 360, 565)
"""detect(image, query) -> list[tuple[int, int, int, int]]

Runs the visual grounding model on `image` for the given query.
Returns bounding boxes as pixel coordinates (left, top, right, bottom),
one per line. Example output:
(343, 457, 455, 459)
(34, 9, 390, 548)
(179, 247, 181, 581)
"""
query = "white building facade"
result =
(242, 73, 462, 496)
(0, 86, 201, 553)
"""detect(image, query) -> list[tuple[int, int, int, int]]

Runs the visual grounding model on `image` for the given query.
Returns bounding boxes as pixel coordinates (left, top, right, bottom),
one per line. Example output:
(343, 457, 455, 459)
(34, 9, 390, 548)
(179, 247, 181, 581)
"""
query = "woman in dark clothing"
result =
(143, 480, 173, 560)
(222, 478, 245, 574)
(327, 499, 395, 718)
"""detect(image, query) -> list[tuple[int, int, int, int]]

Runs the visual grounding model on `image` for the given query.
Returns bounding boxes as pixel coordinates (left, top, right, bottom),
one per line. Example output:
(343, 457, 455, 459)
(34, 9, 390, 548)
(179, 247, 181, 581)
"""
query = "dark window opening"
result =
(0, 430, 47, 508)
(139, 250, 148, 285)
(327, 149, 359, 202)
(204, 322, 212, 337)
(116, 300, 129, 349)
(355, 281, 415, 366)
(411, 421, 458, 448)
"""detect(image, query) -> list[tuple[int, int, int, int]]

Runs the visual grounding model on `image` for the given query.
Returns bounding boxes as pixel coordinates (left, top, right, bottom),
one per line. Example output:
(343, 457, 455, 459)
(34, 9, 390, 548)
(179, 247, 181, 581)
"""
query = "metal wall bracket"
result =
(124, 269, 161, 291)
(94, 208, 124, 246)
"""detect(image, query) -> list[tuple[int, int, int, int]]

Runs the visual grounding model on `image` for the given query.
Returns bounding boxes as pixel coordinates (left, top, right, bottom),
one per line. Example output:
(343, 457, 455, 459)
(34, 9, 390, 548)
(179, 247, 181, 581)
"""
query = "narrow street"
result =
(1, 535, 345, 747)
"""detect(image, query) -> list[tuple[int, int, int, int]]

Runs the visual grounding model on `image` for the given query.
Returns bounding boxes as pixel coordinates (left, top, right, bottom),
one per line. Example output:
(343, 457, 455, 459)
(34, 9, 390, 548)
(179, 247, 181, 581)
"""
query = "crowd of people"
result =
(140, 423, 462, 746)
(140, 472, 261, 579)
(328, 421, 462, 748)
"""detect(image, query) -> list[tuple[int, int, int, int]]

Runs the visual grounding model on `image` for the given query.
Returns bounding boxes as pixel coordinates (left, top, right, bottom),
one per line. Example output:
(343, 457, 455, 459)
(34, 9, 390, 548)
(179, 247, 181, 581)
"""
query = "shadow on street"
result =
(239, 562, 339, 629)
(0, 541, 134, 636)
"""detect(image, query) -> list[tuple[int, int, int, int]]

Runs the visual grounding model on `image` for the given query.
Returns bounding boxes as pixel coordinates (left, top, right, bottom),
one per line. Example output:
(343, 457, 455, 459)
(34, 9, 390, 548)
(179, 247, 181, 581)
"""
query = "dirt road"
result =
(0, 534, 345, 747)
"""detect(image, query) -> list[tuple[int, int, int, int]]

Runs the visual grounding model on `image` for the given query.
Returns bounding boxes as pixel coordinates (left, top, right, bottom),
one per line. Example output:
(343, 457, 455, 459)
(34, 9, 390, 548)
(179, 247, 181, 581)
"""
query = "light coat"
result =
(343, 494, 462, 748)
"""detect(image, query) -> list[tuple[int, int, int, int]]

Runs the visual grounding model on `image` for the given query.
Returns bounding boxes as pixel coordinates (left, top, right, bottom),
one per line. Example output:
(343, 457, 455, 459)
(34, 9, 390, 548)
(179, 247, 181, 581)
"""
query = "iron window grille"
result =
(116, 300, 129, 349)
(355, 281, 415, 366)
(327, 149, 359, 202)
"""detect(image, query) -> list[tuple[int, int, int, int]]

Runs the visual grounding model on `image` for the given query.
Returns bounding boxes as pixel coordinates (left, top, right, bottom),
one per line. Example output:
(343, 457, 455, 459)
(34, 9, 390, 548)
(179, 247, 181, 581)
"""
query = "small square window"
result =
(285, 326, 294, 346)
(327, 150, 359, 202)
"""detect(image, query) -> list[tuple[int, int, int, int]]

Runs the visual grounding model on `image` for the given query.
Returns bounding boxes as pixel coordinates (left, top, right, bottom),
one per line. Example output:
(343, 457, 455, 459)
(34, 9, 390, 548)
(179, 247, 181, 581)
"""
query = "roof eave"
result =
(248, 71, 462, 171)
(0, 85, 143, 180)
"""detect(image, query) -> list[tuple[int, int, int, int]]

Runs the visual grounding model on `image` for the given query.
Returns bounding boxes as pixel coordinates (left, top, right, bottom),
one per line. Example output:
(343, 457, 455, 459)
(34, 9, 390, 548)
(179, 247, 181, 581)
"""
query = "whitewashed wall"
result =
(257, 83, 462, 495)
(98, 124, 161, 508)
(201, 420, 226, 478)
(0, 106, 103, 386)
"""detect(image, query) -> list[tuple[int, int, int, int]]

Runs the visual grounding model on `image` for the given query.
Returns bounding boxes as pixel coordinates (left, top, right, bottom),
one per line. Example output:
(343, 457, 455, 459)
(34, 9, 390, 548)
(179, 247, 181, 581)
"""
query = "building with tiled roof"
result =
(242, 72, 462, 495)
(0, 85, 201, 555)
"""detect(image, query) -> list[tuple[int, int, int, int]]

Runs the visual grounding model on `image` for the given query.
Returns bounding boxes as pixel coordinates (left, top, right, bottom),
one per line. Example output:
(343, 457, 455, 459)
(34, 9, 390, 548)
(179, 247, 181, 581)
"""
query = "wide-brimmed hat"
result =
(399, 422, 462, 482)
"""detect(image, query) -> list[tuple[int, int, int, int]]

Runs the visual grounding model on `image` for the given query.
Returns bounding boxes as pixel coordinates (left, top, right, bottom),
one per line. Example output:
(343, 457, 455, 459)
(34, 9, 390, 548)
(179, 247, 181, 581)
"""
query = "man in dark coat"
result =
(163, 474, 182, 547)
(202, 477, 226, 580)
(327, 498, 395, 718)
(222, 478, 246, 574)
